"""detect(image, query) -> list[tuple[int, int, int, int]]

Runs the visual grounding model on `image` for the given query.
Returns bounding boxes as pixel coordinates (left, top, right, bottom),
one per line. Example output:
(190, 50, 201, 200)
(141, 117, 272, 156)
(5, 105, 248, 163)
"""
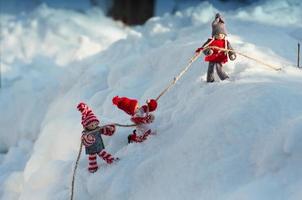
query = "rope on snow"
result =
(70, 141, 83, 200)
(204, 46, 282, 71)
(70, 45, 283, 200)
(155, 52, 202, 101)
(112, 53, 203, 127)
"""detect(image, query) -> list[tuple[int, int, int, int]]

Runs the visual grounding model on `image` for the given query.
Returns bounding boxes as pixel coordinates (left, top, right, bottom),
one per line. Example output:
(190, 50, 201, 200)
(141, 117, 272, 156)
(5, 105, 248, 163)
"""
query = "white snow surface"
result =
(1, 1, 302, 200)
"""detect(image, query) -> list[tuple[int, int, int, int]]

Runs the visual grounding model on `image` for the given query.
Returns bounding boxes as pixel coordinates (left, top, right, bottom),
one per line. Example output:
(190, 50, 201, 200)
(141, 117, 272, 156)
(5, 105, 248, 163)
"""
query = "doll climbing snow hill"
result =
(112, 96, 157, 143)
(77, 102, 118, 173)
(195, 13, 237, 82)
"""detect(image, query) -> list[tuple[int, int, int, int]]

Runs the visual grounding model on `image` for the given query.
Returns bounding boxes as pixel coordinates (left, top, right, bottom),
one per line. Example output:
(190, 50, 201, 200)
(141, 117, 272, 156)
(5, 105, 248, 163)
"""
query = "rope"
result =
(70, 141, 83, 200)
(114, 53, 203, 126)
(155, 52, 202, 101)
(113, 123, 136, 127)
(70, 43, 284, 200)
(204, 46, 282, 71)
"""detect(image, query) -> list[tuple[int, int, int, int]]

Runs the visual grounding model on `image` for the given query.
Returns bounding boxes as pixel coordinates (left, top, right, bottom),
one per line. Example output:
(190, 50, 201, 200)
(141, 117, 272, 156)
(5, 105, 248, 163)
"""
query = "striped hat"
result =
(77, 102, 99, 127)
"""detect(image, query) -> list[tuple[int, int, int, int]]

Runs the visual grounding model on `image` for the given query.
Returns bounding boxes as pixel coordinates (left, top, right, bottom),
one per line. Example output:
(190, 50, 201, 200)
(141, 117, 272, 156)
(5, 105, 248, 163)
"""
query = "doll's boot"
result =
(98, 150, 117, 164)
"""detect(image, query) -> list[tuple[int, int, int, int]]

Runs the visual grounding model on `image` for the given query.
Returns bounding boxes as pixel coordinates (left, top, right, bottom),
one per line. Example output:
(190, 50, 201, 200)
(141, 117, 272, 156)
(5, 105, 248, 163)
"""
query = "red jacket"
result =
(196, 38, 230, 64)
(204, 39, 228, 63)
(131, 99, 157, 125)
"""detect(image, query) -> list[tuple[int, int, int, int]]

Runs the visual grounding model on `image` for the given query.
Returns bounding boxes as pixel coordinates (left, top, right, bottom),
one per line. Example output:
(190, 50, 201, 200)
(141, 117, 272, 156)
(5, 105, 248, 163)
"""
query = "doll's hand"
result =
(229, 53, 236, 61)
(101, 124, 115, 136)
(195, 47, 203, 53)
(204, 49, 213, 56)
(108, 125, 116, 133)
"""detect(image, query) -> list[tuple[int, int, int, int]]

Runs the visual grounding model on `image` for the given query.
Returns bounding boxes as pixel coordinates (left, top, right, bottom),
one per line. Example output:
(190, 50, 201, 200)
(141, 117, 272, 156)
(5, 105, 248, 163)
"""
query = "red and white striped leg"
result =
(98, 150, 116, 164)
(136, 130, 152, 143)
(88, 154, 98, 173)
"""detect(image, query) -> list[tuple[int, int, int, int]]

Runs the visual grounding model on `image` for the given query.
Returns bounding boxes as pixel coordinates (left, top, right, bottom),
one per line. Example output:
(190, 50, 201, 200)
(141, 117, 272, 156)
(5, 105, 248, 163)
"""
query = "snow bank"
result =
(235, 0, 302, 27)
(0, 0, 92, 14)
(0, 6, 127, 199)
(0, 5, 127, 150)
(1, 0, 302, 200)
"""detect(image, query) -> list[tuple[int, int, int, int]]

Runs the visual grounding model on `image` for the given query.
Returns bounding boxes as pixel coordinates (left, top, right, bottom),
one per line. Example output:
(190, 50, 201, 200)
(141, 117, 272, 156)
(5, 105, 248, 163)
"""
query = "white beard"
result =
(133, 107, 152, 136)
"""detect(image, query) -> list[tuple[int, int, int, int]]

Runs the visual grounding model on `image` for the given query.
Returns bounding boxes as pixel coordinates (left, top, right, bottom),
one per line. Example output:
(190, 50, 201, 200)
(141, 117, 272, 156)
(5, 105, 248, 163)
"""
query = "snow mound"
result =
(1, 1, 302, 200)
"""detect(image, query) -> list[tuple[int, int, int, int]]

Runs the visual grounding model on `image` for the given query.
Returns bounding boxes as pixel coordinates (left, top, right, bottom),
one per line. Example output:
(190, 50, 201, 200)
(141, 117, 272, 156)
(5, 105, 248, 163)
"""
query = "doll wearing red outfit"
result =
(112, 96, 157, 143)
(195, 13, 236, 82)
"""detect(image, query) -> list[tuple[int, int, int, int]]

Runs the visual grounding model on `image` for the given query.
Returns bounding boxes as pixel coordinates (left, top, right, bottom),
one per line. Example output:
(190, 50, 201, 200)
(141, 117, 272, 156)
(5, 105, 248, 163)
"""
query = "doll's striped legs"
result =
(128, 130, 151, 143)
(98, 150, 118, 164)
(88, 154, 98, 173)
(88, 151, 117, 173)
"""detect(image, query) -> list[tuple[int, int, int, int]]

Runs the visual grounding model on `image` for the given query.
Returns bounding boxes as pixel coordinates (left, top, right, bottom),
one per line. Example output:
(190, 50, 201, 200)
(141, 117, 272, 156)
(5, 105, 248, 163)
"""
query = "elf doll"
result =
(195, 13, 236, 82)
(77, 102, 118, 173)
(112, 96, 157, 143)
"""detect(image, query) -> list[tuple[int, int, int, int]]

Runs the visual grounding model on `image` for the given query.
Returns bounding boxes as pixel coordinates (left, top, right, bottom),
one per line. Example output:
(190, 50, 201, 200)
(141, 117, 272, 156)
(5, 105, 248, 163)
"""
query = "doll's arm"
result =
(196, 39, 213, 55)
(100, 124, 116, 136)
(131, 116, 147, 124)
(142, 99, 157, 113)
(81, 133, 95, 147)
(131, 99, 157, 124)
(131, 114, 155, 124)
(227, 41, 236, 61)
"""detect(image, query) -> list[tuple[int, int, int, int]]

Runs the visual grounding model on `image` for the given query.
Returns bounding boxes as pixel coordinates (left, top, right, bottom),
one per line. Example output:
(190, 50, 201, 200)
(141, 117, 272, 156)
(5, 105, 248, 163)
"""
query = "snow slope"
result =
(0, 6, 128, 199)
(1, 0, 302, 200)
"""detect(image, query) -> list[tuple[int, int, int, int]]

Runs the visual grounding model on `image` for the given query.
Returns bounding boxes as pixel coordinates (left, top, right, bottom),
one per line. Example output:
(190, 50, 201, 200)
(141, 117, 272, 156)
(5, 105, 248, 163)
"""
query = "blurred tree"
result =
(217, 0, 250, 2)
(108, 0, 154, 25)
(90, 0, 98, 6)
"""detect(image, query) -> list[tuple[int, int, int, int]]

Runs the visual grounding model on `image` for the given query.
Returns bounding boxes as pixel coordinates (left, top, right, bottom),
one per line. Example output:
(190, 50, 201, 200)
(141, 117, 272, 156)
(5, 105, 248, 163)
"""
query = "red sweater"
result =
(204, 39, 228, 63)
(131, 99, 157, 125)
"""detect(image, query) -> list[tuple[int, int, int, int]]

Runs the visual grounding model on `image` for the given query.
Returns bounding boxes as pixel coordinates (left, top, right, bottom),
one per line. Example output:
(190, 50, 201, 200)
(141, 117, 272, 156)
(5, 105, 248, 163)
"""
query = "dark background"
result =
(0, 0, 257, 25)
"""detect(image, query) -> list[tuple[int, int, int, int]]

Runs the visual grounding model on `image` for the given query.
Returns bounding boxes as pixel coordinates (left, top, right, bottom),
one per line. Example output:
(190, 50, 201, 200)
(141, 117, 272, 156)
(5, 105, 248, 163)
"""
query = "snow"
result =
(0, 0, 92, 14)
(1, 0, 302, 200)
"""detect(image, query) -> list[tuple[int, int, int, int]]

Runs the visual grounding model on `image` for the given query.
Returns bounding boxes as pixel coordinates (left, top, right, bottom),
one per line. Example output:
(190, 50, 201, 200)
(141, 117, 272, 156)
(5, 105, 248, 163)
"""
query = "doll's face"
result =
(86, 121, 99, 130)
(215, 33, 225, 40)
(134, 104, 140, 113)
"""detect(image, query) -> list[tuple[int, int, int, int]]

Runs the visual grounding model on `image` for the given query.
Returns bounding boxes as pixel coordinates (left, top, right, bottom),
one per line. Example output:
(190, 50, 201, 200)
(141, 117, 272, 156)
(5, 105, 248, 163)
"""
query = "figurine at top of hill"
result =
(112, 96, 157, 143)
(195, 13, 237, 82)
(77, 102, 118, 173)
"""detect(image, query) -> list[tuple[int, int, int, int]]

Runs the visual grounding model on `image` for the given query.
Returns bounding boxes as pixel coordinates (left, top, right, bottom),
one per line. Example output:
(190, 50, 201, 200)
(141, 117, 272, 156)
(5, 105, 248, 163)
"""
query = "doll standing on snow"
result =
(77, 102, 118, 173)
(195, 13, 236, 82)
(112, 96, 157, 143)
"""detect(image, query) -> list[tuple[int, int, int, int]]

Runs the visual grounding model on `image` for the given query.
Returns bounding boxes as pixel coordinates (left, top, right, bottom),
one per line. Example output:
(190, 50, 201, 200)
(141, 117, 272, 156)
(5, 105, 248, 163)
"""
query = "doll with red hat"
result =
(77, 102, 118, 173)
(112, 96, 158, 143)
(195, 13, 236, 82)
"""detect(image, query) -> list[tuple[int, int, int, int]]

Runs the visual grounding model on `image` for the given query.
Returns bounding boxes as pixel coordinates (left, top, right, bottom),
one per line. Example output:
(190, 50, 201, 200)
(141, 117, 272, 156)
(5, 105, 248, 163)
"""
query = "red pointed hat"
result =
(77, 102, 99, 127)
(112, 96, 138, 116)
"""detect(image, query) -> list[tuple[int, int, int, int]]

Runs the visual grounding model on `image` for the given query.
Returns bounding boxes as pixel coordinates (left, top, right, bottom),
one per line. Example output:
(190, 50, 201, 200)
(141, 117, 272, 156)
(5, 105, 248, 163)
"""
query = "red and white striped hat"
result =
(77, 102, 99, 127)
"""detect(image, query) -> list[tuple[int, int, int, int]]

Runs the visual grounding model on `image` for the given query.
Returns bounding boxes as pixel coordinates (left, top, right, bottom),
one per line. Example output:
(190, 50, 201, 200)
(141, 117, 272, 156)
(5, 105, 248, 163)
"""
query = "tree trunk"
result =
(108, 0, 154, 25)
